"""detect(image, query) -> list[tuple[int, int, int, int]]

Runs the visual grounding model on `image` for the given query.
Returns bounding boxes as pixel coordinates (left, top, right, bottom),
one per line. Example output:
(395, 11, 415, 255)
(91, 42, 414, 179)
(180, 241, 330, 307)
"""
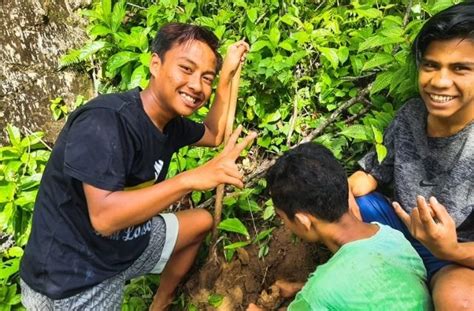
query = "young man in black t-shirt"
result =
(20, 23, 254, 310)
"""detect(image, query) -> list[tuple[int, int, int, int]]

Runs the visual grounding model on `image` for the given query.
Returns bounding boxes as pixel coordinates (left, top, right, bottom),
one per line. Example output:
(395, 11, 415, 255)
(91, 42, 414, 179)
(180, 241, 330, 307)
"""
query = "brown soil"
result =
(183, 225, 331, 310)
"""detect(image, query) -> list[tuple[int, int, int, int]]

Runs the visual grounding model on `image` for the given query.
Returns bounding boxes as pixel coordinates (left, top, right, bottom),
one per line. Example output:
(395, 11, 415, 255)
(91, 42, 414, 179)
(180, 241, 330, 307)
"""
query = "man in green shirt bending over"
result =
(248, 143, 432, 310)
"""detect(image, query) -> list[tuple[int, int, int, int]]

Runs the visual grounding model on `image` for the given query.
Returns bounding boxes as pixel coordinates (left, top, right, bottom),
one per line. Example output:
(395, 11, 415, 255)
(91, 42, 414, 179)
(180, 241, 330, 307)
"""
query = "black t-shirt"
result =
(20, 88, 205, 299)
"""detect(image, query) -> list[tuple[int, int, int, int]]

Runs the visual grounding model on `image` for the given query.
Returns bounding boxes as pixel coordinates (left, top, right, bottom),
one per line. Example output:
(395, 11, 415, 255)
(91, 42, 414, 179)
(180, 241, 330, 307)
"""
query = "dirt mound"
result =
(184, 226, 331, 310)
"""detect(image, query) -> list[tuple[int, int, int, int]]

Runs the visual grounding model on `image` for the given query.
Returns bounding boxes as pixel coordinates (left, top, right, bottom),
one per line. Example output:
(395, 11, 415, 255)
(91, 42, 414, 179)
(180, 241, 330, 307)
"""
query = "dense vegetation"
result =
(0, 0, 460, 309)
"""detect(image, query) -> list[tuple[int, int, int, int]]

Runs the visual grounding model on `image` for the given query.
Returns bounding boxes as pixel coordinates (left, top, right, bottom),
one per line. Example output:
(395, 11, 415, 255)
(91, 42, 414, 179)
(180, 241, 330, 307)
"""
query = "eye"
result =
(203, 75, 215, 85)
(421, 61, 437, 71)
(179, 65, 192, 73)
(453, 65, 470, 72)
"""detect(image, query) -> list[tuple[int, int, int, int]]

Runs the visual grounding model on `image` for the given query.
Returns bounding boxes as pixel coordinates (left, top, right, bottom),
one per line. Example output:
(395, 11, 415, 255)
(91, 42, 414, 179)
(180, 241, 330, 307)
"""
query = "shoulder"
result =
(81, 88, 140, 112)
(394, 97, 427, 122)
(68, 89, 141, 126)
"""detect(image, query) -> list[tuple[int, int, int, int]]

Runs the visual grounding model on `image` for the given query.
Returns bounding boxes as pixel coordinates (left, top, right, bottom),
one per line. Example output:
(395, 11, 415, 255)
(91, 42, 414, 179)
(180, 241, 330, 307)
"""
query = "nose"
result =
(430, 68, 453, 89)
(187, 72, 202, 94)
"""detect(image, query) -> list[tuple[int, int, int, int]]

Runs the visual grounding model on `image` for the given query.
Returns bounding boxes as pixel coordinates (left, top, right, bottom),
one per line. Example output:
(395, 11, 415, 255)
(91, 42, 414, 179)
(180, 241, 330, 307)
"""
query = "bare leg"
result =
(431, 264, 474, 311)
(150, 209, 213, 311)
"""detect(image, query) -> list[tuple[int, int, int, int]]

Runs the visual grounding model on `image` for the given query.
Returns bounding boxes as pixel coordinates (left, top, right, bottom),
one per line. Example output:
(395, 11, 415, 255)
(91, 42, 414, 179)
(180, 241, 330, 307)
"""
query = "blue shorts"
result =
(356, 192, 451, 280)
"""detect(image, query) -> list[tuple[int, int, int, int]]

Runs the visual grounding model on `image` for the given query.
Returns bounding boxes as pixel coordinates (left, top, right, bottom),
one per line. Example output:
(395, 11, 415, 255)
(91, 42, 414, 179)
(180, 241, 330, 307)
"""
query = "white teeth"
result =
(429, 94, 454, 103)
(180, 92, 196, 104)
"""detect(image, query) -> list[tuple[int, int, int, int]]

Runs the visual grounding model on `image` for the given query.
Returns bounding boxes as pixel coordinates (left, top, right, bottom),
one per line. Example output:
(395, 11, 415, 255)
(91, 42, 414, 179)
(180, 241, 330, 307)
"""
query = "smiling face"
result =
(418, 38, 474, 130)
(149, 39, 217, 119)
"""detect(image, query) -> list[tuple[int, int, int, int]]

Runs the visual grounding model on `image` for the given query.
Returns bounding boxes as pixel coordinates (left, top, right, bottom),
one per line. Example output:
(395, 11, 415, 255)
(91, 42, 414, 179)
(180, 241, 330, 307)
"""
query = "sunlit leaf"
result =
(218, 218, 249, 238)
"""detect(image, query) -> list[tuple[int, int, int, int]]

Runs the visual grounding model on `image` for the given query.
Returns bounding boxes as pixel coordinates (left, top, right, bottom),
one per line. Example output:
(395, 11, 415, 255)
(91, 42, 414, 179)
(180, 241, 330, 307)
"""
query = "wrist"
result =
(176, 170, 195, 192)
(219, 66, 236, 85)
(442, 243, 466, 262)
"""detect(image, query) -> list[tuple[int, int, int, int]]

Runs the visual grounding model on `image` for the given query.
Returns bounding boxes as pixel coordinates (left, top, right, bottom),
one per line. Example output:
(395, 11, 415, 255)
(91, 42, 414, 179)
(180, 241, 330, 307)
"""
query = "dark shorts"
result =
(356, 192, 451, 280)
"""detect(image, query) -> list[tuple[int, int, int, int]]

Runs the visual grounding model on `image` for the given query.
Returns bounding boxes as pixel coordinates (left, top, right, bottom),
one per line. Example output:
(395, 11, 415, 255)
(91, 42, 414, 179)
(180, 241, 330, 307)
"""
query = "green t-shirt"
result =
(288, 224, 432, 310)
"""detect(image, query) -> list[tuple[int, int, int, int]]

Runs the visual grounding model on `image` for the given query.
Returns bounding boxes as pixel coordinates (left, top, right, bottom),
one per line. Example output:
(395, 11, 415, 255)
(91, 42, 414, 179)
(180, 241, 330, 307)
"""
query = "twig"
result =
(299, 84, 371, 144)
(344, 104, 371, 124)
(340, 72, 376, 82)
(126, 2, 146, 10)
(286, 88, 299, 146)
(402, 0, 414, 27)
(211, 64, 242, 241)
(22, 127, 53, 151)
(393, 0, 414, 54)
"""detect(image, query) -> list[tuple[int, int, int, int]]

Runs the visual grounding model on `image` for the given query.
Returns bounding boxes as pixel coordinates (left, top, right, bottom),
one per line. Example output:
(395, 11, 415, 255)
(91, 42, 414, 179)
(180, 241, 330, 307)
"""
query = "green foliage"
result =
(57, 2, 458, 305)
(0, 125, 50, 311)
(207, 293, 224, 308)
(50, 96, 87, 121)
(7, 0, 461, 308)
(0, 125, 50, 246)
(121, 275, 160, 310)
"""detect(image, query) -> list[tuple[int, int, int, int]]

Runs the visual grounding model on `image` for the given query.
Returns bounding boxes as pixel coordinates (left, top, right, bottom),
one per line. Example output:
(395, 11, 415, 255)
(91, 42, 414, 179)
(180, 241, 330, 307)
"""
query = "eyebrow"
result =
(177, 57, 216, 75)
(422, 58, 474, 67)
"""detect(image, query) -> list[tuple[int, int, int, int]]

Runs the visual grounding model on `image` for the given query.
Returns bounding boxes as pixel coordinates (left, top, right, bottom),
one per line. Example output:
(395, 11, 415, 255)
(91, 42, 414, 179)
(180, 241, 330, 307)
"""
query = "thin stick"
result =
(211, 64, 243, 240)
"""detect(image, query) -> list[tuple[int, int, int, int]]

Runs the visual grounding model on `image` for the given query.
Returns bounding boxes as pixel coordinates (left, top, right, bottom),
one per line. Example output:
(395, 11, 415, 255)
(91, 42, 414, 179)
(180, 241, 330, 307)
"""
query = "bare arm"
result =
(348, 170, 378, 197)
(393, 196, 474, 268)
(85, 126, 256, 236)
(196, 41, 249, 147)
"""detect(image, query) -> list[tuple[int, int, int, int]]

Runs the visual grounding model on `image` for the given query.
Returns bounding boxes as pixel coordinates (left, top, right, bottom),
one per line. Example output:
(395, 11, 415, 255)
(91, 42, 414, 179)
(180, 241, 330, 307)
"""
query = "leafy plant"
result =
(0, 125, 50, 311)
(10, 0, 460, 308)
(0, 246, 24, 310)
(0, 125, 50, 246)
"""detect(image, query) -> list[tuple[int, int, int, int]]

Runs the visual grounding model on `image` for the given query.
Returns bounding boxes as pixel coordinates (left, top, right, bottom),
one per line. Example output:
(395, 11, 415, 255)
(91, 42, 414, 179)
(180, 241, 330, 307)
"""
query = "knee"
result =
(187, 209, 213, 234)
(197, 209, 213, 231)
(432, 266, 474, 311)
(433, 289, 473, 311)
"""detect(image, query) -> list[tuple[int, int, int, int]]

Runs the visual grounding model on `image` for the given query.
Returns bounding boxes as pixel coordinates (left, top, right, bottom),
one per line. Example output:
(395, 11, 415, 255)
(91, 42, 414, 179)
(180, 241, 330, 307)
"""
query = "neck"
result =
(140, 87, 173, 131)
(318, 213, 378, 254)
(427, 109, 474, 137)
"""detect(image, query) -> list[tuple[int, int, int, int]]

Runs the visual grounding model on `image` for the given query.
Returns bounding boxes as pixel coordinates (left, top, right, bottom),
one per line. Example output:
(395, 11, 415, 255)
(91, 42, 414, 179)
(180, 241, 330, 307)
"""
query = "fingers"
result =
(228, 40, 250, 62)
(231, 40, 250, 53)
(429, 196, 451, 224)
(222, 125, 243, 153)
(416, 196, 437, 231)
(229, 131, 257, 160)
(223, 176, 244, 189)
(392, 201, 411, 227)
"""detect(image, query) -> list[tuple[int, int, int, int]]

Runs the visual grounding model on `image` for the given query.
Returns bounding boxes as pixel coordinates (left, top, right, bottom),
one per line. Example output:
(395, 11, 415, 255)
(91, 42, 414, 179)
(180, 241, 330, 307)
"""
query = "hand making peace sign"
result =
(187, 125, 257, 191)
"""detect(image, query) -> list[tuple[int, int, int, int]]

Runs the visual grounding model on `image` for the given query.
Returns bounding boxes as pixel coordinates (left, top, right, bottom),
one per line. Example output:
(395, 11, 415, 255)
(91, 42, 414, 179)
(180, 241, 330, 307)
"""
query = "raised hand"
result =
(186, 125, 257, 191)
(221, 40, 250, 79)
(392, 195, 459, 260)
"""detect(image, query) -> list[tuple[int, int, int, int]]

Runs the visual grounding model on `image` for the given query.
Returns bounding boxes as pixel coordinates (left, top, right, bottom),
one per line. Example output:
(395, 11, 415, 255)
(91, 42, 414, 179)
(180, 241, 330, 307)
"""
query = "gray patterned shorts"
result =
(21, 214, 179, 310)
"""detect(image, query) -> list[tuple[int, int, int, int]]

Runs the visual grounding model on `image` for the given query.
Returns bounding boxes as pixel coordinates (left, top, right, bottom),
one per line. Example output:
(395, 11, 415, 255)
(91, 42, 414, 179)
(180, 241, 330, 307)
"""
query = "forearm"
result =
(85, 172, 193, 236)
(443, 241, 474, 268)
(202, 73, 233, 146)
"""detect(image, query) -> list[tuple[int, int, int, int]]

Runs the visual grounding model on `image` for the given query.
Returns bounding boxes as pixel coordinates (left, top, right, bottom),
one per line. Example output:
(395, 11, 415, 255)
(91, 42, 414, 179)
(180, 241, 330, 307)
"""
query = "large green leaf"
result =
(318, 47, 339, 70)
(370, 71, 394, 95)
(358, 35, 405, 52)
(78, 41, 112, 60)
(106, 51, 140, 77)
(218, 218, 250, 238)
(129, 65, 149, 89)
(362, 53, 395, 71)
(5, 126, 21, 149)
(339, 125, 370, 141)
(268, 27, 281, 47)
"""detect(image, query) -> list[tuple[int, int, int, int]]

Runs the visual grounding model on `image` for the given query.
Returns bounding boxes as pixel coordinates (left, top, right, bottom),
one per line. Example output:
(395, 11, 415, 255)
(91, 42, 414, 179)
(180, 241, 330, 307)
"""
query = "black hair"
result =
(413, 1, 474, 66)
(151, 23, 223, 72)
(266, 143, 349, 222)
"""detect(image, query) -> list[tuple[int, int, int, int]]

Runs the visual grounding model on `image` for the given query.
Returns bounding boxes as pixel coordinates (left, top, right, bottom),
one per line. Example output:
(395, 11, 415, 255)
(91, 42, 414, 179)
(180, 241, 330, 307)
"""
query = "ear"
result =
(295, 213, 312, 231)
(149, 53, 162, 78)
